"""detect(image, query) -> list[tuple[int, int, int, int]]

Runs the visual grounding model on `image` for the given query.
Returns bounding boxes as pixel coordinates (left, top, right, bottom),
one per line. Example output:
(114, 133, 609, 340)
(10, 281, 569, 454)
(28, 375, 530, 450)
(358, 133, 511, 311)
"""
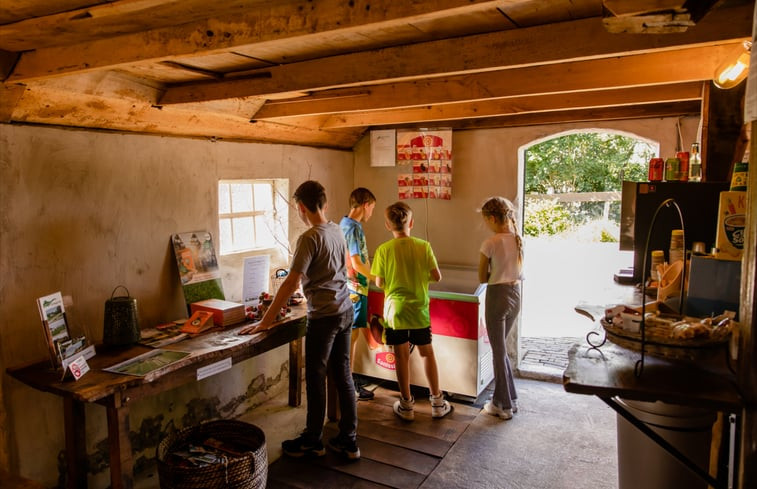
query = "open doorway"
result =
(518, 131, 656, 374)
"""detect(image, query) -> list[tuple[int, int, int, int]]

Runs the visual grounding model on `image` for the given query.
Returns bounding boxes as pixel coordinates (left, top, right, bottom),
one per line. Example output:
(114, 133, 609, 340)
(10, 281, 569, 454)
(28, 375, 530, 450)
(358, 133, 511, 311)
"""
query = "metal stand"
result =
(635, 198, 686, 377)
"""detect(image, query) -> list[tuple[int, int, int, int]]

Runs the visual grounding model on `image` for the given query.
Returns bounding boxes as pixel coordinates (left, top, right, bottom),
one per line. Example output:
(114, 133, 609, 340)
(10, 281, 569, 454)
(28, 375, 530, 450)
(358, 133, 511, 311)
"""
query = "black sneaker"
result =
(327, 435, 361, 461)
(281, 434, 325, 457)
(353, 376, 374, 400)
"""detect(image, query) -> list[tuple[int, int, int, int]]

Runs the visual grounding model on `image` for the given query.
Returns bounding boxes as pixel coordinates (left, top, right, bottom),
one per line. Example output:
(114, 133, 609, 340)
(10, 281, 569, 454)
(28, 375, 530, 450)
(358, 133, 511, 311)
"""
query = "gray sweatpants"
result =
(485, 282, 521, 410)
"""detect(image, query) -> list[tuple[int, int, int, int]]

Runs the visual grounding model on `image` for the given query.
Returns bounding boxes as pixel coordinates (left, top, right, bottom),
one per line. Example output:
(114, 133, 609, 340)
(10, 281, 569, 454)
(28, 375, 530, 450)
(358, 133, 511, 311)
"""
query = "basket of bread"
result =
(601, 301, 736, 360)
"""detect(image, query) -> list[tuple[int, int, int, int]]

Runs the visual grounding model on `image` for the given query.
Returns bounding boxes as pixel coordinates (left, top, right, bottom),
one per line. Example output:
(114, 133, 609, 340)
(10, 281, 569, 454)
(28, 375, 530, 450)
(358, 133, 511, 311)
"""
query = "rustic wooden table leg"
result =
(63, 397, 87, 489)
(105, 393, 133, 489)
(289, 337, 303, 407)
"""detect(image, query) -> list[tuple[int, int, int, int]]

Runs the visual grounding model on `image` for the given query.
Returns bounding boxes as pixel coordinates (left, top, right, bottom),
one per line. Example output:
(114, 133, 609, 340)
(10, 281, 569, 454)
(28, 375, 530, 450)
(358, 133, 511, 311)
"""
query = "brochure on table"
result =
(36, 291, 96, 379)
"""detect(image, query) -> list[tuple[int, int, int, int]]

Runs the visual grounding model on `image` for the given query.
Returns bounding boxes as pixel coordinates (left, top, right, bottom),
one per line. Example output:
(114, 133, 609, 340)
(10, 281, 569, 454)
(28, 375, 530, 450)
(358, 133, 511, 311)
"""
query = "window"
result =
(218, 179, 288, 255)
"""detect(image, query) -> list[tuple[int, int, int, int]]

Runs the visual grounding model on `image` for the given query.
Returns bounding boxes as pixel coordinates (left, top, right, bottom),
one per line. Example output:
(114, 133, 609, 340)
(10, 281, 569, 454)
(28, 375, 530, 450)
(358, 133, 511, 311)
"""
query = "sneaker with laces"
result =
(430, 394, 453, 418)
(327, 435, 361, 461)
(281, 434, 325, 457)
(483, 400, 513, 420)
(353, 375, 375, 400)
(393, 396, 415, 421)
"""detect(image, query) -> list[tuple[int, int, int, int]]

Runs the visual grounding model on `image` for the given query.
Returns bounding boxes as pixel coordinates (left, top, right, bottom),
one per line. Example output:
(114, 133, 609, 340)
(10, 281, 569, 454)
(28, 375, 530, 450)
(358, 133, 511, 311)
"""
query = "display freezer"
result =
(352, 266, 494, 398)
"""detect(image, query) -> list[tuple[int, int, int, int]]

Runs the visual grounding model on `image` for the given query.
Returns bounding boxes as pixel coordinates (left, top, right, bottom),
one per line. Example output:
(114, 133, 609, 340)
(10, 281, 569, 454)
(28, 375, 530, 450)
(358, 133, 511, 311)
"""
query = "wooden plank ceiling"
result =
(0, 0, 753, 149)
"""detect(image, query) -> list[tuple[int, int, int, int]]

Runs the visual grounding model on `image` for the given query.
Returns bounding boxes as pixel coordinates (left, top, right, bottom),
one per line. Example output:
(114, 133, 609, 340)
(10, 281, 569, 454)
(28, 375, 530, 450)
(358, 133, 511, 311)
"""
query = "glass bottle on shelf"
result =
(688, 142, 702, 182)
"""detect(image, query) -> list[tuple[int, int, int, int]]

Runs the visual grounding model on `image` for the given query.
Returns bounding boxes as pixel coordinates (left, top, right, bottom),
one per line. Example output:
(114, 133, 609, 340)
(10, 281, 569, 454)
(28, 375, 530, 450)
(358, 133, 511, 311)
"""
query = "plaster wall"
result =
(0, 124, 353, 487)
(354, 117, 699, 266)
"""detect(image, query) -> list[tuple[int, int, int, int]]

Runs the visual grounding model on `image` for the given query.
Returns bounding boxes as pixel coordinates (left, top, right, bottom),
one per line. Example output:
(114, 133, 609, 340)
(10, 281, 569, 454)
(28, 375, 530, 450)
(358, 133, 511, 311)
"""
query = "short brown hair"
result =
(349, 187, 376, 208)
(385, 201, 412, 231)
(293, 180, 326, 212)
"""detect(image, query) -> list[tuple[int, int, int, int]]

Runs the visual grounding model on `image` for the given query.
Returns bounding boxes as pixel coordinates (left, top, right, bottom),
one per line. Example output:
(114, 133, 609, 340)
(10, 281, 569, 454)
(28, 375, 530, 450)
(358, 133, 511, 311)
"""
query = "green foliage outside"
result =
(523, 199, 572, 237)
(524, 132, 654, 238)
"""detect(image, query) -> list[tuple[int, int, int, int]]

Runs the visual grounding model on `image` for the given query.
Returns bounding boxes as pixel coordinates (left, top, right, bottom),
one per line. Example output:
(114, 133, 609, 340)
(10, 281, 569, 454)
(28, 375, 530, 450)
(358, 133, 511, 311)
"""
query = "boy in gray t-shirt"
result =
(240, 180, 359, 460)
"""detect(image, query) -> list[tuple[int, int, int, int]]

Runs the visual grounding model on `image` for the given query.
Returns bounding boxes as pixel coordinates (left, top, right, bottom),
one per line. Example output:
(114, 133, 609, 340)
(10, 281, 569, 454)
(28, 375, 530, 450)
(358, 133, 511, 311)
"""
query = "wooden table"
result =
(563, 339, 742, 488)
(7, 306, 307, 489)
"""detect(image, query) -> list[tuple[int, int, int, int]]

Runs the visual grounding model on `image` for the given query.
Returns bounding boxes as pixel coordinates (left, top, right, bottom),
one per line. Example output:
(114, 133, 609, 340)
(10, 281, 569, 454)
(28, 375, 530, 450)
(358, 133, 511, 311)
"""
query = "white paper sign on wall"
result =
(370, 130, 396, 167)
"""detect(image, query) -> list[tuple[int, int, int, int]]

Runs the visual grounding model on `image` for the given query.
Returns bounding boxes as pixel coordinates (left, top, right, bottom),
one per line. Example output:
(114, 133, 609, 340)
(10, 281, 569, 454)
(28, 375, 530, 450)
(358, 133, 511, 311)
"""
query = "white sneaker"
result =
(430, 394, 453, 418)
(393, 396, 415, 421)
(512, 400, 519, 413)
(483, 401, 513, 420)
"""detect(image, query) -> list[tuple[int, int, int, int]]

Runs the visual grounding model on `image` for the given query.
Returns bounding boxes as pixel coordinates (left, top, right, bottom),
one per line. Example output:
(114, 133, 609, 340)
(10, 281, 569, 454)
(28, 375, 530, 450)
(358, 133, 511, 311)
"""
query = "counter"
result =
(353, 265, 493, 398)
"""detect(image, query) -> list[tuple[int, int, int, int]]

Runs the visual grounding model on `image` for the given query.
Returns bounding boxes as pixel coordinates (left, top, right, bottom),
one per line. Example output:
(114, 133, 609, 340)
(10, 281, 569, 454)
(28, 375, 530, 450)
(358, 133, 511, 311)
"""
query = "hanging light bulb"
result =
(713, 40, 752, 89)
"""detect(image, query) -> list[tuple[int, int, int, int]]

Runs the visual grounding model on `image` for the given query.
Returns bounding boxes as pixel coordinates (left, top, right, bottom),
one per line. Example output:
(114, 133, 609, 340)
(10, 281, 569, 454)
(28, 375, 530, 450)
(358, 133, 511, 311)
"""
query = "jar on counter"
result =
(648, 158, 664, 181)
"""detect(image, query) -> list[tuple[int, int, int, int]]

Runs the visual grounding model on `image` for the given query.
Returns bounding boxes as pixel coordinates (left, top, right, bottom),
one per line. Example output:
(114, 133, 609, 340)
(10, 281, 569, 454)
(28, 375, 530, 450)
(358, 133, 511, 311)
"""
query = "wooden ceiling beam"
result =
(408, 101, 702, 131)
(10, 85, 362, 149)
(251, 45, 729, 119)
(319, 82, 703, 128)
(158, 3, 751, 104)
(4, 0, 513, 81)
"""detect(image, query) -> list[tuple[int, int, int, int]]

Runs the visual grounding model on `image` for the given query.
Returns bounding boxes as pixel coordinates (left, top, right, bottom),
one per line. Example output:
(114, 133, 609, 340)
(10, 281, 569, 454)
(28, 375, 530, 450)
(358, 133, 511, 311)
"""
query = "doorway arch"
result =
(515, 129, 658, 375)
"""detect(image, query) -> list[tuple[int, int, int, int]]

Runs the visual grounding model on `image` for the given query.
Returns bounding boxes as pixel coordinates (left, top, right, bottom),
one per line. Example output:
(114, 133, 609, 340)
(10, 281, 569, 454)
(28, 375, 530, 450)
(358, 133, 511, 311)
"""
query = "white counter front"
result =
(353, 265, 493, 398)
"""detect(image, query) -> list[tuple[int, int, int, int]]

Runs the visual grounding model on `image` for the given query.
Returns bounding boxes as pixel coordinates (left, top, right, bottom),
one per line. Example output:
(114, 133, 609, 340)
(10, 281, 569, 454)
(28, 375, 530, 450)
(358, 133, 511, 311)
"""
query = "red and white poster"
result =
(396, 129, 452, 200)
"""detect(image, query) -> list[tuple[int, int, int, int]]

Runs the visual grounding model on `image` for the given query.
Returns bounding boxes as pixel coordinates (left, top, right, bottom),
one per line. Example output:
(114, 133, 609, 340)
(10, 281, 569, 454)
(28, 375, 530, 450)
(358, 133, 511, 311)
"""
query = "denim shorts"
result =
(350, 292, 368, 329)
(383, 326, 432, 346)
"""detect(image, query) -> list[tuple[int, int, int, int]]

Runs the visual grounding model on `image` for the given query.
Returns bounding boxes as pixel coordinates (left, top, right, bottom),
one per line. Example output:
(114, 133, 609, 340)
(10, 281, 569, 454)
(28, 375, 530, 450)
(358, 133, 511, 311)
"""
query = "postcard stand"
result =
(37, 292, 96, 379)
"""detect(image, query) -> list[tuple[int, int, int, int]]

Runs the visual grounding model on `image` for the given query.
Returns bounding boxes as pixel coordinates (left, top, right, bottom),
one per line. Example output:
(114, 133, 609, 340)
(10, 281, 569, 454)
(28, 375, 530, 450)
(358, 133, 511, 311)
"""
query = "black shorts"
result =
(384, 326, 432, 346)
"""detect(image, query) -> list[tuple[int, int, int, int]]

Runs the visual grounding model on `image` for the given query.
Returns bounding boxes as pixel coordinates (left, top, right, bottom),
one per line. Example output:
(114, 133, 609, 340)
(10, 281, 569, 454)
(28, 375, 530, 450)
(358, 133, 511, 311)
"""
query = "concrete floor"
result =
(138, 376, 618, 489)
(233, 377, 617, 489)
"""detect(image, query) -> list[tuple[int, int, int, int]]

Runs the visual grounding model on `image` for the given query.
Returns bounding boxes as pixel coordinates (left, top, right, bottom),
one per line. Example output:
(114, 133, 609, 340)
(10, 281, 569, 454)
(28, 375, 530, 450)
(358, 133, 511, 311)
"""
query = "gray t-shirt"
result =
(290, 222, 352, 319)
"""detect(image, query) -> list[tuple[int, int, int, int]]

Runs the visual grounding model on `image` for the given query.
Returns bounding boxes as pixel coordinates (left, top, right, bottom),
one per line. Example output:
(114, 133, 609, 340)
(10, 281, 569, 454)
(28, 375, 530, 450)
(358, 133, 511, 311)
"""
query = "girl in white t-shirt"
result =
(478, 196, 523, 420)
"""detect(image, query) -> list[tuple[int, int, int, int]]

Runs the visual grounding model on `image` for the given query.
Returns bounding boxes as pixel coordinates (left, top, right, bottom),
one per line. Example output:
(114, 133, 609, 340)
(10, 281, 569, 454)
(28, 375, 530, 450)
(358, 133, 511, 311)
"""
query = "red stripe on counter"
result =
(368, 290, 479, 340)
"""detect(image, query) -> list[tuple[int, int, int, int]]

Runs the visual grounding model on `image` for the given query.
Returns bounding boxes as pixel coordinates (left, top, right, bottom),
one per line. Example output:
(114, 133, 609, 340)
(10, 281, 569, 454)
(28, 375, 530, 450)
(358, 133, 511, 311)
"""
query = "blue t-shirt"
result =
(339, 216, 370, 296)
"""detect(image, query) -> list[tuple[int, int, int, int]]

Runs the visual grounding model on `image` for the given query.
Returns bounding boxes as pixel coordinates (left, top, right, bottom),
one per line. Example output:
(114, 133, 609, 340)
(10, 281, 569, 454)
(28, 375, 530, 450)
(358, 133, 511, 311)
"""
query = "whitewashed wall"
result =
(0, 124, 353, 487)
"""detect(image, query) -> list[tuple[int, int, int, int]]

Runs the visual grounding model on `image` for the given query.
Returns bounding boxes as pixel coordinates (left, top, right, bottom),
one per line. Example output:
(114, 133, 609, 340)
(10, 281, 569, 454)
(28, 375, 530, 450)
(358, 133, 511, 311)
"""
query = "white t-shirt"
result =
(480, 233, 522, 284)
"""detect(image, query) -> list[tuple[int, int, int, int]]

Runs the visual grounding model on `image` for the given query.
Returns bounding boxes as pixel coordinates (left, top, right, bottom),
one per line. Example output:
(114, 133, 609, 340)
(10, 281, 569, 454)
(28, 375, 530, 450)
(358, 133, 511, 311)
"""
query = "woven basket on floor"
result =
(157, 419, 267, 489)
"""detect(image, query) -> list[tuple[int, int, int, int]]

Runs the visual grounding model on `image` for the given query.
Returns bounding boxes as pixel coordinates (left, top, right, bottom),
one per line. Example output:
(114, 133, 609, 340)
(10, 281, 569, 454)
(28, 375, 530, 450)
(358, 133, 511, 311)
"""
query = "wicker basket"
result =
(157, 420, 267, 489)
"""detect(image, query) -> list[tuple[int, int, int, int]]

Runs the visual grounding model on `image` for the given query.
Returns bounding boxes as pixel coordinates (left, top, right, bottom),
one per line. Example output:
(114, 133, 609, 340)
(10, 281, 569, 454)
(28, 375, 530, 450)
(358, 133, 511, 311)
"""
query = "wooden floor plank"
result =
(313, 452, 426, 489)
(354, 419, 452, 458)
(324, 424, 440, 475)
(358, 400, 474, 443)
(267, 455, 387, 489)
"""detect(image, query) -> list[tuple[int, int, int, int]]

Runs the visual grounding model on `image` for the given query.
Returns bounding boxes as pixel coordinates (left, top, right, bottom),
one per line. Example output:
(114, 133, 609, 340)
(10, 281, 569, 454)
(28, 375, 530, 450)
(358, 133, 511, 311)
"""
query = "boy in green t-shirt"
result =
(370, 201, 452, 420)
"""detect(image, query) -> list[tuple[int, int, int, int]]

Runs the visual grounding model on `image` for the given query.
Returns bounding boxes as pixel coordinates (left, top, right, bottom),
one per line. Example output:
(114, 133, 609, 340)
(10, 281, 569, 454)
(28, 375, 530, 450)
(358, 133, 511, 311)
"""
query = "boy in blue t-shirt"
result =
(339, 187, 377, 401)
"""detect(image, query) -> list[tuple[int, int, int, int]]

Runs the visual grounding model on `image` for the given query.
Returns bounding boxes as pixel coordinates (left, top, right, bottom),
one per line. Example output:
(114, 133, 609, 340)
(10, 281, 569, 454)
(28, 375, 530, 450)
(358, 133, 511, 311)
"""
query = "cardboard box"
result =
(714, 191, 746, 261)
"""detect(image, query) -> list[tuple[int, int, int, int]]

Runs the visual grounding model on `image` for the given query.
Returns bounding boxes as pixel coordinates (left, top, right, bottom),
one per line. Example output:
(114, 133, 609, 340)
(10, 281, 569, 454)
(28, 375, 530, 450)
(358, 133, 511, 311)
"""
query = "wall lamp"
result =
(713, 40, 752, 89)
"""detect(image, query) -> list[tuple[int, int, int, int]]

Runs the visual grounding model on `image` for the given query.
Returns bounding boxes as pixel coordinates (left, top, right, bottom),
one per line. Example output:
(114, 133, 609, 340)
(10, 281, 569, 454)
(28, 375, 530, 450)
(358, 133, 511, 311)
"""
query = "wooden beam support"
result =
(10, 85, 362, 149)
(252, 45, 734, 119)
(320, 82, 703, 128)
(416, 101, 702, 131)
(4, 0, 513, 81)
(158, 3, 752, 104)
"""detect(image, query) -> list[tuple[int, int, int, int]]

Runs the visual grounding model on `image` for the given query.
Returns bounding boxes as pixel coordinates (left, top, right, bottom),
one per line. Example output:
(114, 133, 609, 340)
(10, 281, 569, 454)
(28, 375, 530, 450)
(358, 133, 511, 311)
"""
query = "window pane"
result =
(219, 218, 232, 254)
(230, 183, 253, 213)
(255, 215, 275, 248)
(232, 216, 255, 250)
(253, 183, 273, 211)
(218, 183, 231, 214)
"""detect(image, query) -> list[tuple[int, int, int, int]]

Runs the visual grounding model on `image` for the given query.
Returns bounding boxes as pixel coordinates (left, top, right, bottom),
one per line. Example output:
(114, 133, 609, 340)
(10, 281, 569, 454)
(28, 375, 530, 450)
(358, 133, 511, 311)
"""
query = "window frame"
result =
(218, 178, 288, 255)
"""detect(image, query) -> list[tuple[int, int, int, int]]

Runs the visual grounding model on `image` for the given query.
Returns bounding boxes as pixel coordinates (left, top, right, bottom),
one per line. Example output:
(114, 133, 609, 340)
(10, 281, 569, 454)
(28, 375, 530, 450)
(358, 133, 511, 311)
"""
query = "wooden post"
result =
(105, 392, 133, 489)
(288, 336, 303, 407)
(63, 397, 87, 489)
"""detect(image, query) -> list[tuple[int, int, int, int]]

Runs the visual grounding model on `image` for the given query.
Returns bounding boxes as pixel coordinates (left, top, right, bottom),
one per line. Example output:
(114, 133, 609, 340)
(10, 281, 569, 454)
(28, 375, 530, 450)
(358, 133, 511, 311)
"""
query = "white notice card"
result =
(243, 255, 270, 307)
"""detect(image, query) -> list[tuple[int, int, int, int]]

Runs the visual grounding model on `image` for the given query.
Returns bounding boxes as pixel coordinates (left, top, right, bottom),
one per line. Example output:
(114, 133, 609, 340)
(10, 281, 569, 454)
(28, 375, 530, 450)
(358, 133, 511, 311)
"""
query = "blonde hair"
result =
(385, 201, 412, 231)
(481, 197, 523, 267)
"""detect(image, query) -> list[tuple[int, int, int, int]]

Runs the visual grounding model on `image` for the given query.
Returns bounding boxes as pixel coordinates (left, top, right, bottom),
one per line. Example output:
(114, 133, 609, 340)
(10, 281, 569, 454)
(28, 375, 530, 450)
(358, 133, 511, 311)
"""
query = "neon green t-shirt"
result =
(370, 236, 438, 330)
